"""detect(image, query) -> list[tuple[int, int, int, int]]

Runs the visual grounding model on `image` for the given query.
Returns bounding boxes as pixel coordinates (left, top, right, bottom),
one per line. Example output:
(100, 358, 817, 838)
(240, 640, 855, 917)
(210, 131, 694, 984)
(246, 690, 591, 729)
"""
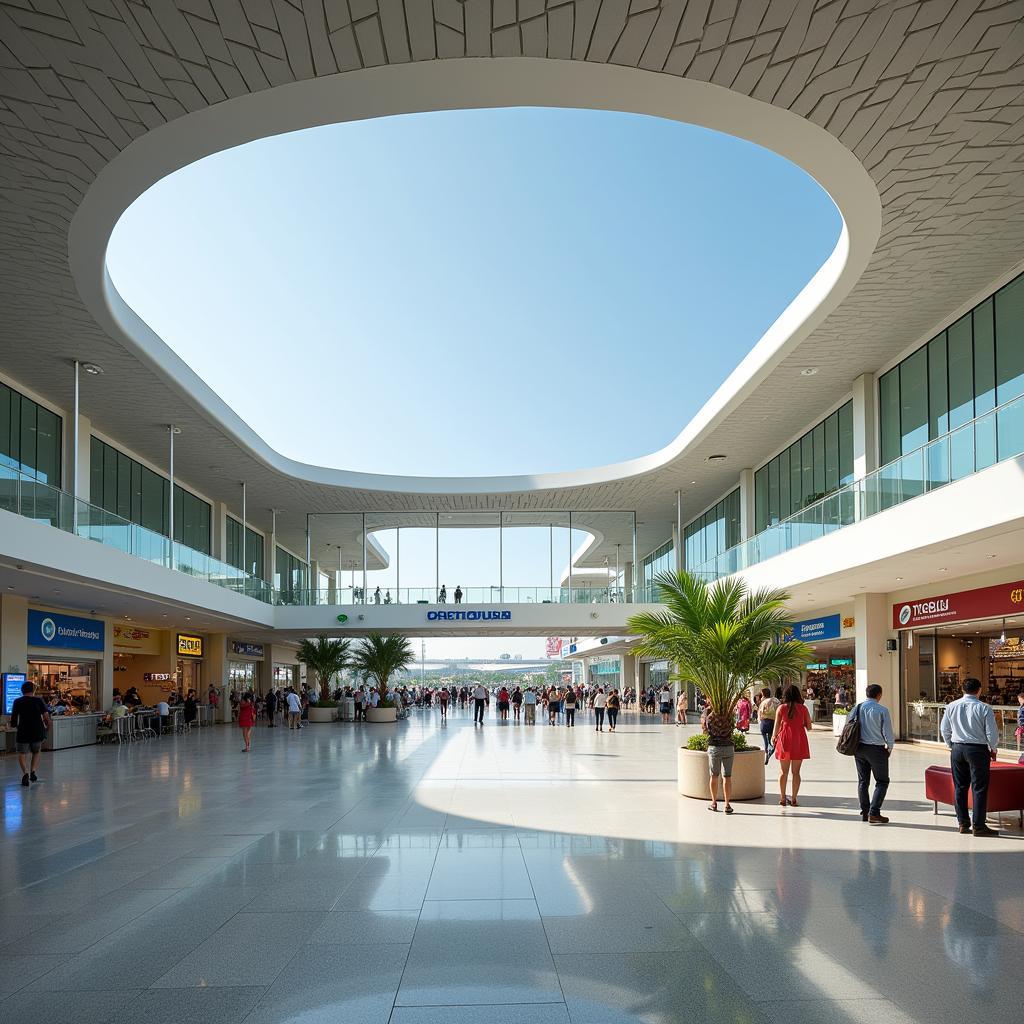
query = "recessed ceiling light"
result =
(895, 577, 903, 581)
(82, 362, 104, 375)
(800, 367, 819, 376)
(938, 567, 948, 572)
(707, 454, 727, 462)
(987, 554, 997, 559)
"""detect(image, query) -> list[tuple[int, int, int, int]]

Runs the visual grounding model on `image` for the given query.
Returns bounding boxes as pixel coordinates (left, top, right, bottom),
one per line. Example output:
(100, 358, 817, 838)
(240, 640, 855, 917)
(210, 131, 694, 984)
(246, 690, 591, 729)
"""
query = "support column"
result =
(64, 412, 92, 501)
(0, 594, 28, 675)
(211, 501, 229, 561)
(621, 652, 637, 693)
(854, 593, 899, 735)
(266, 510, 279, 588)
(98, 616, 114, 711)
(738, 468, 755, 540)
(624, 561, 634, 603)
(206, 633, 231, 723)
(852, 373, 878, 480)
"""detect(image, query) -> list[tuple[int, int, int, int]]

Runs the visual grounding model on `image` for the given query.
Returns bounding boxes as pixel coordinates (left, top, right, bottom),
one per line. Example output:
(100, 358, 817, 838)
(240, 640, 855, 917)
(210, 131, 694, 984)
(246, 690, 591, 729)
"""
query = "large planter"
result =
(365, 706, 397, 723)
(832, 713, 848, 736)
(677, 747, 766, 800)
(308, 707, 337, 723)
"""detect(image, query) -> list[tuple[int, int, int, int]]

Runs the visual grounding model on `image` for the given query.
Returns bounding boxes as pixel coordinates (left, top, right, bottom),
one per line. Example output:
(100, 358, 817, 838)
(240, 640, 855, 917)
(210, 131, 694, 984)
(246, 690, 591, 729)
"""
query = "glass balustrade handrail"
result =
(694, 392, 1024, 580)
(274, 586, 643, 606)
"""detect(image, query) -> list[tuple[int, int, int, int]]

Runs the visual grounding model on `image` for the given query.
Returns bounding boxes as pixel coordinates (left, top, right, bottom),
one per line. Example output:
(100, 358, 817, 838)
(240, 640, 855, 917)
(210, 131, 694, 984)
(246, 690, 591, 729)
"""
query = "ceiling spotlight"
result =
(938, 567, 948, 572)
(895, 577, 903, 582)
(800, 367, 819, 376)
(707, 454, 727, 462)
(82, 362, 104, 375)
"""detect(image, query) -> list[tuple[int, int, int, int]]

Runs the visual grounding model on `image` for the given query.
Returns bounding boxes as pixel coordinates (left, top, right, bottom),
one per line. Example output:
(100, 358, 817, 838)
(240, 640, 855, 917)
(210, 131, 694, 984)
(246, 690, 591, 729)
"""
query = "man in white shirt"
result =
(472, 683, 487, 725)
(286, 688, 302, 730)
(157, 698, 170, 734)
(940, 677, 999, 836)
(523, 687, 537, 725)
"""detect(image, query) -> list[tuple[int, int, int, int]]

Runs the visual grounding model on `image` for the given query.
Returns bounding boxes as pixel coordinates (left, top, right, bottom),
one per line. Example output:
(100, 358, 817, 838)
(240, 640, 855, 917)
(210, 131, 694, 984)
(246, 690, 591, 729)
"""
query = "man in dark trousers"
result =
(940, 677, 1000, 837)
(265, 689, 277, 726)
(11, 680, 51, 787)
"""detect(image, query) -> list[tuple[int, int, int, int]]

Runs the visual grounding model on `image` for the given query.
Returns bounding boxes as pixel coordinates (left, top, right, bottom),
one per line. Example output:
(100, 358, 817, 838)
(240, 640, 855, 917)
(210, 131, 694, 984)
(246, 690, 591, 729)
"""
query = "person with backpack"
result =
(756, 687, 780, 764)
(853, 684, 894, 824)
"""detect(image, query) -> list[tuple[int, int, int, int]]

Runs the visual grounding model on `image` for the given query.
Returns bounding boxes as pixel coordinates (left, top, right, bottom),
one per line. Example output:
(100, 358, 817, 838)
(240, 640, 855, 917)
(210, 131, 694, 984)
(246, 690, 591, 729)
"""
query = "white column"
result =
(852, 373, 877, 480)
(210, 501, 229, 560)
(0, 594, 28, 675)
(854, 592, 900, 735)
(738, 468, 755, 539)
(206, 633, 231, 723)
(267, 510, 279, 587)
(98, 616, 114, 710)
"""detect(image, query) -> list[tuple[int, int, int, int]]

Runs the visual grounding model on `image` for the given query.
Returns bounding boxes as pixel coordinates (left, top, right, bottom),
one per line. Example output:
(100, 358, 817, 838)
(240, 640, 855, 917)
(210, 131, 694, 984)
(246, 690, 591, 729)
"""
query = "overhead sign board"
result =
(28, 610, 104, 652)
(231, 641, 264, 658)
(176, 633, 204, 658)
(113, 624, 160, 655)
(893, 580, 1024, 629)
(789, 614, 841, 643)
(426, 610, 512, 621)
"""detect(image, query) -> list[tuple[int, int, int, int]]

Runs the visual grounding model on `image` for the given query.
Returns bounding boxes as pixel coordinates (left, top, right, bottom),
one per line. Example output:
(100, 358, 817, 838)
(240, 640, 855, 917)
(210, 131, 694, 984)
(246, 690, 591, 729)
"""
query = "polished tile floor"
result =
(2, 706, 1021, 1023)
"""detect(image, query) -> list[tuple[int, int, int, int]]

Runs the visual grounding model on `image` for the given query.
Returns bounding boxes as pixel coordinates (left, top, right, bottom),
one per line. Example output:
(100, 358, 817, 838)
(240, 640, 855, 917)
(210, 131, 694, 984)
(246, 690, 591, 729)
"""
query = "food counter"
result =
(44, 713, 103, 750)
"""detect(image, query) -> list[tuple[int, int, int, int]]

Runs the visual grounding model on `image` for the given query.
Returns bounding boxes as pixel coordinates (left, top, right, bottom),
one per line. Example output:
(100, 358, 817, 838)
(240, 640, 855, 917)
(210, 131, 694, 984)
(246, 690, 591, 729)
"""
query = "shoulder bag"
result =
(836, 702, 862, 756)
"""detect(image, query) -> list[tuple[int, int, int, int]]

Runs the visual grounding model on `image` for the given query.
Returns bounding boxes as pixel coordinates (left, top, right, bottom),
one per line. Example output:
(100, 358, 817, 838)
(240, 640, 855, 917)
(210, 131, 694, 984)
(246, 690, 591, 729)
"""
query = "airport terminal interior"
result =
(2, 3, 1024, 1023)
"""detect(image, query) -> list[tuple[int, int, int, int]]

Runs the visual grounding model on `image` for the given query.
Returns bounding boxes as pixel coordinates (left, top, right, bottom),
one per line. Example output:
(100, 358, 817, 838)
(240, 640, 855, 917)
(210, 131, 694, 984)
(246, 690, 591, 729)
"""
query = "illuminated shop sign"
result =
(830, 658, 854, 666)
(893, 580, 1024, 629)
(427, 610, 512, 621)
(177, 633, 204, 658)
(231, 641, 264, 658)
(789, 614, 841, 642)
(28, 610, 104, 651)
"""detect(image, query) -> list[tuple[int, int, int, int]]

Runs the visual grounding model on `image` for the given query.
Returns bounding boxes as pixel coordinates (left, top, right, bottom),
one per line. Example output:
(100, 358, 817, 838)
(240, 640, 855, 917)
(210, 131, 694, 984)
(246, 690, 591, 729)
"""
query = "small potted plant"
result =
(832, 704, 850, 736)
(352, 633, 415, 723)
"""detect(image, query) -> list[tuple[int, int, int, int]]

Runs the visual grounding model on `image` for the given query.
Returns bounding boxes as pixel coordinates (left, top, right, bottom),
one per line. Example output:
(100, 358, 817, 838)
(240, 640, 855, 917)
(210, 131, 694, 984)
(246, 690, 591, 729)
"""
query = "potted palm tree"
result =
(296, 636, 350, 722)
(628, 571, 811, 800)
(352, 633, 415, 723)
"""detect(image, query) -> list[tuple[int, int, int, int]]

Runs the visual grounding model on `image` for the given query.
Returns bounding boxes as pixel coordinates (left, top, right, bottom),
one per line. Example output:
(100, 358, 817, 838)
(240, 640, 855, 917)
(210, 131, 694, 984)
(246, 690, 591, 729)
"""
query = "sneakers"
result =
(21, 773, 29, 787)
(868, 815, 889, 825)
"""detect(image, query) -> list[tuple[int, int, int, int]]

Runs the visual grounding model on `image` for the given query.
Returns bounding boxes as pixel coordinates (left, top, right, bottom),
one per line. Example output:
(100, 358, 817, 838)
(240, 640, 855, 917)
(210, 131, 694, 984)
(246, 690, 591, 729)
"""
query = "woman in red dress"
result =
(771, 685, 812, 806)
(238, 693, 256, 753)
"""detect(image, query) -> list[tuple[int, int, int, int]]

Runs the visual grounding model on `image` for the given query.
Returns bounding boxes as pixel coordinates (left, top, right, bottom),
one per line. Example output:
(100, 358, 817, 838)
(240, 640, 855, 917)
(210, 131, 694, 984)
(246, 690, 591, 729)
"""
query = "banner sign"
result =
(177, 633, 204, 658)
(545, 637, 562, 658)
(113, 624, 160, 655)
(789, 614, 841, 643)
(231, 641, 264, 658)
(28, 610, 104, 652)
(893, 580, 1024, 629)
(427, 610, 511, 621)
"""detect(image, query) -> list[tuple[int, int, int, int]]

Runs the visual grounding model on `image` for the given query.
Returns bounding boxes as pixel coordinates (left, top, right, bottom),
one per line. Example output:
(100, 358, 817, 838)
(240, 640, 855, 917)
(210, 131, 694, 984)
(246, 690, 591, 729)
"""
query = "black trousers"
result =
(854, 743, 890, 816)
(607, 709, 618, 728)
(474, 698, 486, 723)
(951, 742, 990, 828)
(595, 708, 605, 729)
(565, 708, 575, 727)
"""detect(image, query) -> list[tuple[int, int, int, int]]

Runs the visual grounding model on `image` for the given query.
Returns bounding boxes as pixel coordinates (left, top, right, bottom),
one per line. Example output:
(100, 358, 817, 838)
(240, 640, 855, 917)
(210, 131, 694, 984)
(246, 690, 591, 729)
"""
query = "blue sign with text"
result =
(791, 614, 841, 643)
(427, 610, 512, 622)
(3, 673, 26, 715)
(27, 610, 104, 652)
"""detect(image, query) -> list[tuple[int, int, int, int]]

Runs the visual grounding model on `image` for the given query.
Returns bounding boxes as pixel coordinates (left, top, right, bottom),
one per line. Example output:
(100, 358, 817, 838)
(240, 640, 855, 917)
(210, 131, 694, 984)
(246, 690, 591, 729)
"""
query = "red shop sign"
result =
(893, 580, 1024, 629)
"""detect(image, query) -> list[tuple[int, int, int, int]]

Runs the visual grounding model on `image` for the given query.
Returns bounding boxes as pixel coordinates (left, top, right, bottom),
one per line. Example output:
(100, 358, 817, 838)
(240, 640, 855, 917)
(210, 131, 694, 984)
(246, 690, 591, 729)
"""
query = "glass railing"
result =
(276, 585, 645, 607)
(906, 701, 1023, 752)
(0, 464, 274, 603)
(695, 393, 1024, 580)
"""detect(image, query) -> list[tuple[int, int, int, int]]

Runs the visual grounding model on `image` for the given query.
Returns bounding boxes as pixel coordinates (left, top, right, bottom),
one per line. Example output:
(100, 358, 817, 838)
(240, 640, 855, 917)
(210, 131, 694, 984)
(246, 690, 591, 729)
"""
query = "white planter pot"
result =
(307, 707, 337, 723)
(677, 747, 765, 801)
(365, 706, 397, 723)
(832, 714, 848, 736)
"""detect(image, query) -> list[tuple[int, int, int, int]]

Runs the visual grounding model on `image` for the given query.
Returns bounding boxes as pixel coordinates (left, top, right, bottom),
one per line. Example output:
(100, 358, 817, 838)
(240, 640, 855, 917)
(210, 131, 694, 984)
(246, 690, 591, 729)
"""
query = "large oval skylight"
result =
(107, 107, 840, 477)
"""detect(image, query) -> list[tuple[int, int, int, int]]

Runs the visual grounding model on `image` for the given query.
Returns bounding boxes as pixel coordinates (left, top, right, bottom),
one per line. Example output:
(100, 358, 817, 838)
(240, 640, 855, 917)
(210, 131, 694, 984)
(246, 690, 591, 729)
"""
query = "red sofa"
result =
(925, 763, 1024, 827)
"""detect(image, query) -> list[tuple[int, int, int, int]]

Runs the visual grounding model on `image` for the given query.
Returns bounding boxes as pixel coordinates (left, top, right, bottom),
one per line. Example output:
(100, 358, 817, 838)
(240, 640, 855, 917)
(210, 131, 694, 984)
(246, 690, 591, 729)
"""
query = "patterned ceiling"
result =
(0, 0, 1023, 561)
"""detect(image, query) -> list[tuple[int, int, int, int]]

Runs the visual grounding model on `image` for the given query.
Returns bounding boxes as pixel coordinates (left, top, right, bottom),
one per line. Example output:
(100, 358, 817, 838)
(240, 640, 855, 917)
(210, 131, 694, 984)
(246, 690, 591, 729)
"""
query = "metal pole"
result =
(271, 508, 277, 590)
(241, 481, 247, 576)
(396, 526, 400, 603)
(631, 512, 637, 600)
(568, 511, 572, 600)
(615, 543, 620, 601)
(435, 512, 439, 601)
(549, 523, 553, 594)
(362, 512, 367, 602)
(72, 360, 79, 531)
(168, 425, 177, 567)
(499, 512, 503, 601)
(676, 489, 683, 572)
(306, 514, 311, 601)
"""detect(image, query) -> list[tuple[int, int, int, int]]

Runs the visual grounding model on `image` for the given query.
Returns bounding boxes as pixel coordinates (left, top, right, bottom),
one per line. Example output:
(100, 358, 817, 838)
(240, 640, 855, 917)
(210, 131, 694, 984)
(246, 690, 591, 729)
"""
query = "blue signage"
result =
(27, 610, 105, 652)
(791, 614, 841, 643)
(231, 641, 264, 658)
(427, 610, 512, 622)
(3, 673, 26, 715)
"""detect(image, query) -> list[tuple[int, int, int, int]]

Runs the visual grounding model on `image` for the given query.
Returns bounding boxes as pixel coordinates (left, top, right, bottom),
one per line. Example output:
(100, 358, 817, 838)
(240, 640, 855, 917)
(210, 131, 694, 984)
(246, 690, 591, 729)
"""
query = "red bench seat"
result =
(925, 763, 1024, 826)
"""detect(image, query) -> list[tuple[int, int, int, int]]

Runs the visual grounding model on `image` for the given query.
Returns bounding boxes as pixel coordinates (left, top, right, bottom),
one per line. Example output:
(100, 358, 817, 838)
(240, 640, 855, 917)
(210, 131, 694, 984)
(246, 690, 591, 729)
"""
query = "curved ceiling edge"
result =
(69, 57, 881, 497)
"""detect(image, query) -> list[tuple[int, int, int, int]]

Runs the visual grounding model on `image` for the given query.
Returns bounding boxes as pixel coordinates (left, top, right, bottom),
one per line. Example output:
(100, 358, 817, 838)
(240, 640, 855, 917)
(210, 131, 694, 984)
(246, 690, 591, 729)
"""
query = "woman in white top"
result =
(676, 692, 688, 726)
(593, 688, 607, 732)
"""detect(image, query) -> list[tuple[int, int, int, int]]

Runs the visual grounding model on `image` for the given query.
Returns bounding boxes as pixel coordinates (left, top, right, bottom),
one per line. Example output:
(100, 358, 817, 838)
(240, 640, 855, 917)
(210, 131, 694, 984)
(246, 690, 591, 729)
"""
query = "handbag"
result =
(836, 702, 862, 756)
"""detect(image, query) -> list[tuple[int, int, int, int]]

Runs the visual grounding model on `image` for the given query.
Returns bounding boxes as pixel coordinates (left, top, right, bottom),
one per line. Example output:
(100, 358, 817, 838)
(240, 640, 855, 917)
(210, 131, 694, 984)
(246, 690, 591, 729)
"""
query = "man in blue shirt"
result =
(854, 684, 894, 824)
(939, 678, 999, 837)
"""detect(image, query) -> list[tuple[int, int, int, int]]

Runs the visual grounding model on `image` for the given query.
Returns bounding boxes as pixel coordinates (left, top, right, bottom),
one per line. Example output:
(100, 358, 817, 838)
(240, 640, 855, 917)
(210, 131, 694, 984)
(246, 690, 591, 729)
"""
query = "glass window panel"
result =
(974, 297, 995, 414)
(754, 467, 767, 533)
(997, 399, 1024, 461)
(767, 458, 779, 525)
(947, 314, 974, 428)
(801, 434, 814, 508)
(824, 412, 839, 492)
(726, 489, 740, 547)
(34, 407, 60, 485)
(928, 332, 948, 438)
(812, 422, 825, 498)
(19, 396, 35, 476)
(130, 461, 142, 523)
(778, 449, 791, 520)
(90, 436, 103, 505)
(116, 451, 131, 520)
(899, 347, 929, 453)
(995, 274, 1024, 404)
(102, 443, 116, 514)
(0, 384, 11, 467)
(789, 442, 802, 511)
(141, 468, 164, 534)
(879, 369, 901, 465)
(838, 401, 854, 485)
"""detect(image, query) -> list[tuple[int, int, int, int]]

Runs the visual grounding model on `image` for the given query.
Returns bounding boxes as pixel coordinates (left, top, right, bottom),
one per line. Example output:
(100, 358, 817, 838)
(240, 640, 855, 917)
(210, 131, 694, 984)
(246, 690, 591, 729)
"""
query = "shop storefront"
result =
(176, 632, 205, 697)
(229, 640, 264, 695)
(894, 578, 1024, 749)
(113, 624, 175, 704)
(790, 612, 856, 721)
(26, 609, 104, 711)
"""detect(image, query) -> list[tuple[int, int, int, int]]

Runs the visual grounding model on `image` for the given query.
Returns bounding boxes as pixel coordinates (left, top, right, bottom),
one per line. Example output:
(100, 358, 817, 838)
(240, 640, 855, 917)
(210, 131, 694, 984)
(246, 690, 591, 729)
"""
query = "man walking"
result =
(940, 677, 1000, 837)
(854, 684, 894, 824)
(472, 682, 487, 725)
(11, 680, 51, 787)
